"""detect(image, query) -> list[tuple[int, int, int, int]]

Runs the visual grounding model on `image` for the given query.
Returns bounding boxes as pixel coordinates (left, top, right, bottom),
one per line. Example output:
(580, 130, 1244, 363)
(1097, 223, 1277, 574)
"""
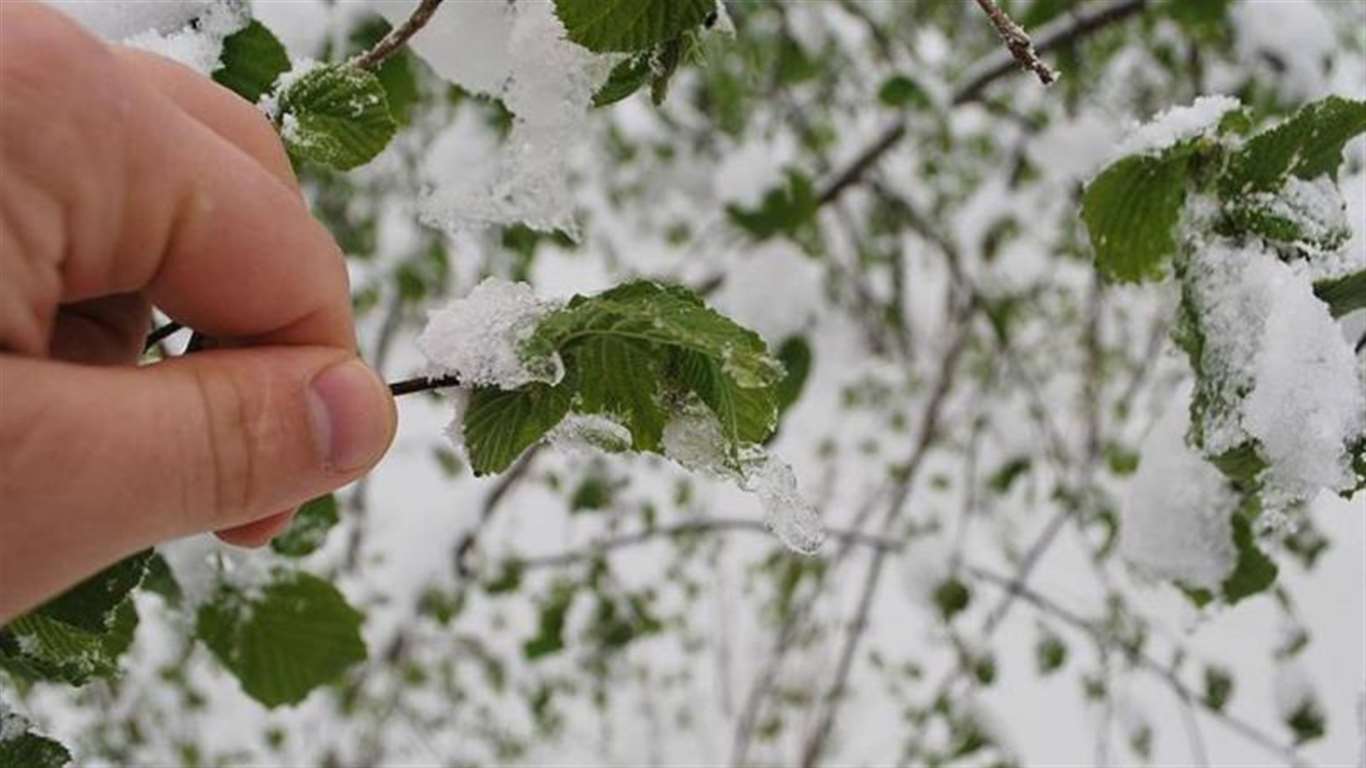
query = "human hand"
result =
(0, 3, 397, 621)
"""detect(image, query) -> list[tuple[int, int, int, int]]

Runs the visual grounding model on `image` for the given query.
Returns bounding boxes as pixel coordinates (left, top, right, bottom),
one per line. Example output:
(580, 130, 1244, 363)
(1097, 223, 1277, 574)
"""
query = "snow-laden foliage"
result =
(5, 0, 1365, 766)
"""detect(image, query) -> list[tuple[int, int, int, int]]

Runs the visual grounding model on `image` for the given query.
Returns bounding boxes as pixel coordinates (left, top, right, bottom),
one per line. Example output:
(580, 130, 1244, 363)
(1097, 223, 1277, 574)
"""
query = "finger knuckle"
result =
(185, 362, 264, 523)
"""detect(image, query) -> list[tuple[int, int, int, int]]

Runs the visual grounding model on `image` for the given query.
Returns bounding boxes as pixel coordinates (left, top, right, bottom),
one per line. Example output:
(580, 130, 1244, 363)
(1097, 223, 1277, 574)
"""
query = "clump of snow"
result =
(1183, 236, 1366, 508)
(1114, 95, 1240, 158)
(739, 451, 827, 555)
(548, 414, 634, 456)
(1254, 175, 1353, 254)
(662, 398, 826, 554)
(157, 536, 226, 609)
(1242, 259, 1365, 508)
(0, 704, 31, 742)
(387, 0, 612, 233)
(122, 0, 247, 75)
(1121, 400, 1239, 592)
(46, 0, 211, 40)
(48, 0, 246, 76)
(1182, 240, 1278, 457)
(661, 397, 734, 476)
(417, 278, 564, 389)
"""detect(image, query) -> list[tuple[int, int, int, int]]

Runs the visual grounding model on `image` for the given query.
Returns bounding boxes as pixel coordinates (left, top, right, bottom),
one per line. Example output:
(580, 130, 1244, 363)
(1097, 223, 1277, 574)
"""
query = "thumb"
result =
(0, 348, 395, 616)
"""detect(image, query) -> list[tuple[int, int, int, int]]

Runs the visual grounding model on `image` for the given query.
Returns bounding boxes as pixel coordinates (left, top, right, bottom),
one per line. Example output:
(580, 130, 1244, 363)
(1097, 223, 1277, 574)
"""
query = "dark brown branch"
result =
(351, 0, 445, 71)
(143, 321, 184, 352)
(972, 0, 1056, 87)
(388, 373, 460, 397)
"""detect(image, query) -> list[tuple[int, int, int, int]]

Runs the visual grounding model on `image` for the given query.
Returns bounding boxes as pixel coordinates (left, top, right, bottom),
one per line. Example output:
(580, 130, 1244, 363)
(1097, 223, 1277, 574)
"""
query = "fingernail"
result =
(307, 358, 394, 471)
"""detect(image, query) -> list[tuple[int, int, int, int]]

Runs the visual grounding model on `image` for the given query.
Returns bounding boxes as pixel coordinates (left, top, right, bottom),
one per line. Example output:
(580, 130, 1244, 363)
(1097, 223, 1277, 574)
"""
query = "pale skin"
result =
(0, 4, 398, 622)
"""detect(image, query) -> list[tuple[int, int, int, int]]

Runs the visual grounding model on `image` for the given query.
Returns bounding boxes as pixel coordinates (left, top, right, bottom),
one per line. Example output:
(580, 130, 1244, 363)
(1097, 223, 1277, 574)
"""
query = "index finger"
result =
(1, 3, 354, 349)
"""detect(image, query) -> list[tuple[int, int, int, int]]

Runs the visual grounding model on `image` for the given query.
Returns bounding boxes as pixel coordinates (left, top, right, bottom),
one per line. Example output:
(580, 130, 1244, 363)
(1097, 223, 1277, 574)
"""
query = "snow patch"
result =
(1121, 401, 1239, 592)
(417, 277, 564, 390)
(387, 0, 612, 233)
(1243, 259, 1365, 508)
(1114, 95, 1240, 159)
(662, 399, 826, 554)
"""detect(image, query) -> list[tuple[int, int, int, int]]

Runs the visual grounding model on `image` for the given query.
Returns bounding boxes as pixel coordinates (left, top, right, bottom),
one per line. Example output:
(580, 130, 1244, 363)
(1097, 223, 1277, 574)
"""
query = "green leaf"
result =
(987, 457, 1031, 494)
(593, 53, 652, 107)
(1220, 96, 1366, 195)
(33, 550, 150, 633)
(141, 552, 183, 607)
(1036, 633, 1068, 675)
(0, 612, 123, 685)
(278, 64, 397, 171)
(672, 349, 777, 447)
(523, 582, 576, 660)
(464, 381, 575, 476)
(878, 75, 930, 109)
(270, 494, 340, 557)
(195, 571, 366, 708)
(212, 20, 290, 103)
(347, 17, 420, 125)
(1220, 513, 1278, 604)
(726, 170, 819, 242)
(1203, 665, 1234, 713)
(570, 337, 669, 451)
(0, 711, 72, 768)
(1284, 697, 1326, 744)
(554, 0, 714, 53)
(1313, 269, 1366, 318)
(773, 335, 812, 415)
(527, 281, 782, 390)
(1082, 151, 1190, 282)
(931, 578, 971, 621)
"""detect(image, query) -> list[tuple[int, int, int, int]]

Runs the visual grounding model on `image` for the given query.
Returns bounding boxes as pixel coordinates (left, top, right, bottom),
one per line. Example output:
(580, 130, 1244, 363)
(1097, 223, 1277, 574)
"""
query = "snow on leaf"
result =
(1112, 94, 1241, 159)
(418, 278, 565, 390)
(0, 706, 71, 768)
(276, 62, 397, 171)
(269, 494, 340, 558)
(1219, 96, 1366, 195)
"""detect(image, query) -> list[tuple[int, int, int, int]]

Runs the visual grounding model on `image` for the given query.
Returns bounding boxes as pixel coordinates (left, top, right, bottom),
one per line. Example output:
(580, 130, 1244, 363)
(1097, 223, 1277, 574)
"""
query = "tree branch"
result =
(965, 564, 1311, 767)
(816, 0, 1148, 206)
(388, 373, 461, 397)
(351, 0, 445, 71)
(143, 321, 184, 352)
(972, 0, 1056, 87)
(512, 517, 900, 572)
(799, 325, 970, 768)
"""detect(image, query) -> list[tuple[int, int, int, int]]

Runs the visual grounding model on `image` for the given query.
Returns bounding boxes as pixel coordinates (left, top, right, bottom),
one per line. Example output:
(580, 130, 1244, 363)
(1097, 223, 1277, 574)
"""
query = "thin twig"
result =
(142, 321, 184, 352)
(351, 0, 445, 71)
(514, 518, 899, 572)
(816, 0, 1148, 206)
(454, 446, 543, 578)
(799, 326, 970, 768)
(972, 0, 1057, 87)
(388, 373, 461, 397)
(965, 564, 1310, 767)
